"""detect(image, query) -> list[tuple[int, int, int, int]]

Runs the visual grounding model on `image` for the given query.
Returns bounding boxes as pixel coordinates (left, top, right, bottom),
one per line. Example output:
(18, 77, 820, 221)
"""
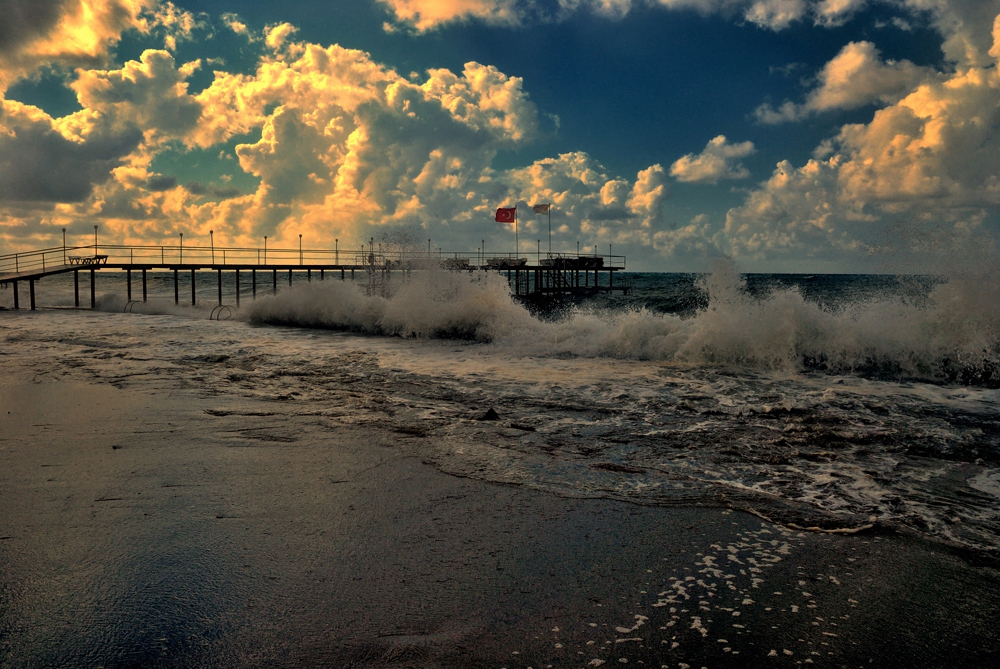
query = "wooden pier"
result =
(0, 242, 629, 310)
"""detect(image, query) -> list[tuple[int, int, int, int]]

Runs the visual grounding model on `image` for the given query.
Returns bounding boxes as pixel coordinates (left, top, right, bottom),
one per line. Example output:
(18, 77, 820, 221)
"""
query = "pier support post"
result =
(191, 268, 196, 306)
(272, 269, 277, 295)
(252, 269, 256, 298)
(173, 269, 179, 304)
(142, 269, 147, 302)
(235, 270, 240, 308)
(90, 269, 96, 308)
(320, 269, 324, 280)
(308, 268, 312, 282)
(127, 269, 132, 301)
(288, 269, 293, 286)
(12, 280, 18, 310)
(217, 268, 222, 305)
(74, 271, 79, 307)
(29, 279, 35, 310)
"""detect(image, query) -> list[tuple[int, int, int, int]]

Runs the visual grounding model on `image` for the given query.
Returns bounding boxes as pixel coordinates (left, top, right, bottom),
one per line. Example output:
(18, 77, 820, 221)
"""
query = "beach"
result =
(2, 323, 999, 668)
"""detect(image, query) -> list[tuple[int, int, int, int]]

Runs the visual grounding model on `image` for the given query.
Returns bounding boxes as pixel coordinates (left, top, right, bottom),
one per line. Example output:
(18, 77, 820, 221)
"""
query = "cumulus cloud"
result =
(2, 20, 669, 257)
(377, 0, 524, 31)
(377, 0, 873, 32)
(501, 153, 668, 244)
(0, 0, 159, 88)
(755, 41, 940, 123)
(718, 21, 1000, 263)
(72, 49, 203, 146)
(669, 135, 755, 184)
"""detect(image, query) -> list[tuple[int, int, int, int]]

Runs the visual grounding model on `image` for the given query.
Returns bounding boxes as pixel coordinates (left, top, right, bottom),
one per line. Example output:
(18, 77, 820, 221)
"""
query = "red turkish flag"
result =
(495, 207, 516, 223)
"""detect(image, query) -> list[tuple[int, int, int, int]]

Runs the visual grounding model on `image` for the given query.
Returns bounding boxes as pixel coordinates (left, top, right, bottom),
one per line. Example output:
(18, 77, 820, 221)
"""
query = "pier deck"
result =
(1, 243, 628, 310)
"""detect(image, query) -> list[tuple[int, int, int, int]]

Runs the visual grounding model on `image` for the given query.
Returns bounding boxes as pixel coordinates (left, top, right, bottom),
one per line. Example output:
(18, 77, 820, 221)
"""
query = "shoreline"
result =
(2, 373, 999, 667)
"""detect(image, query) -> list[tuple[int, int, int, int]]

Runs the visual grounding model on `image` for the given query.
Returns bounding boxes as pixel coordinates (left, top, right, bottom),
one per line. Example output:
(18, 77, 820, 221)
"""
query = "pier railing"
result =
(0, 243, 626, 277)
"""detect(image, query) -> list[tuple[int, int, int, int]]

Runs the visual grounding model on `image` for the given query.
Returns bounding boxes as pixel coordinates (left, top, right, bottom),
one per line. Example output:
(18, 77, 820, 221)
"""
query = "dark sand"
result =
(2, 376, 999, 669)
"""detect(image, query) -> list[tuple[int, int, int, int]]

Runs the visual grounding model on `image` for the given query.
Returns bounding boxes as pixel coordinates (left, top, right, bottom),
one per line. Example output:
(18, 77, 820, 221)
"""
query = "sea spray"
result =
(245, 269, 536, 340)
(218, 260, 1000, 385)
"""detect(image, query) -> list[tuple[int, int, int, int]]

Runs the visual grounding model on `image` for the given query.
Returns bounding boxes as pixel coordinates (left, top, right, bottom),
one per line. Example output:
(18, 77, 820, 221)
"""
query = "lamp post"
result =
(299, 234, 303, 266)
(336, 238, 339, 265)
(62, 228, 66, 264)
(94, 225, 99, 254)
(210, 230, 215, 264)
(179, 232, 183, 263)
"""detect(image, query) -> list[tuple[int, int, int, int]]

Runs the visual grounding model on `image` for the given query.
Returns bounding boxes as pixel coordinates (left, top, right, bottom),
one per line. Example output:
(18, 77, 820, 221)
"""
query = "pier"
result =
(0, 241, 629, 310)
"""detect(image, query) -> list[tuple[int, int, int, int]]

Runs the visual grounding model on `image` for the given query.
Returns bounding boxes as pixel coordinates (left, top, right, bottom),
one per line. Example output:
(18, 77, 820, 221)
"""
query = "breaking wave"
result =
(244, 260, 1000, 386)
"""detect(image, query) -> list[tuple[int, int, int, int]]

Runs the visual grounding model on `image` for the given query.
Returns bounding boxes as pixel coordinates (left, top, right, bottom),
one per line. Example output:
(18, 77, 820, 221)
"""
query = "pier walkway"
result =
(0, 242, 628, 310)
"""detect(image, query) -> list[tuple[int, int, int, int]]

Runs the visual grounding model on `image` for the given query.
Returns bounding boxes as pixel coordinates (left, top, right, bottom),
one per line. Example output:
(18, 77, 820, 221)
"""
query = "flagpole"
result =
(548, 206, 551, 256)
(515, 207, 518, 258)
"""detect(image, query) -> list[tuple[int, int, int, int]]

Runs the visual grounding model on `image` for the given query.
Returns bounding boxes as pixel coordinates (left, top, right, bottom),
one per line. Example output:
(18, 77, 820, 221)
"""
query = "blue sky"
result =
(2, 0, 999, 271)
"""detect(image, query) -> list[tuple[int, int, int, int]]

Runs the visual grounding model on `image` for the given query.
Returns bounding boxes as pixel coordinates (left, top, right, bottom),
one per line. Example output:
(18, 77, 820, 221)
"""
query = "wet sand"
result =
(1, 375, 999, 668)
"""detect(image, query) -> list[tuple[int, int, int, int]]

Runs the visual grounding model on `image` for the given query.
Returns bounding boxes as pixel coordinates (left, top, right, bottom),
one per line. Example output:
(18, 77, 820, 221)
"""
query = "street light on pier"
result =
(94, 225, 99, 254)
(299, 234, 303, 266)
(336, 238, 339, 265)
(179, 232, 183, 263)
(62, 228, 66, 264)
(264, 235, 267, 265)
(210, 230, 215, 264)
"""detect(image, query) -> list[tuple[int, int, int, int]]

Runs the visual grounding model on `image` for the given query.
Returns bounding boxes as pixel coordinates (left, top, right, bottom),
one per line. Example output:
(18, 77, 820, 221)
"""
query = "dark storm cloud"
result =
(145, 174, 178, 191)
(0, 0, 70, 57)
(0, 117, 142, 202)
(184, 181, 241, 199)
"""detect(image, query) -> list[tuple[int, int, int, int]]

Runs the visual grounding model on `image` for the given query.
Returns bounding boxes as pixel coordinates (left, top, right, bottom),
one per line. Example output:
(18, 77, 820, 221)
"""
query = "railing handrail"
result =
(1, 243, 627, 275)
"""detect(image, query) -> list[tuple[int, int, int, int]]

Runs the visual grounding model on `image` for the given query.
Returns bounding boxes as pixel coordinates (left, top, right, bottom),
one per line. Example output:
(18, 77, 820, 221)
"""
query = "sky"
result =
(1, 1, 999, 272)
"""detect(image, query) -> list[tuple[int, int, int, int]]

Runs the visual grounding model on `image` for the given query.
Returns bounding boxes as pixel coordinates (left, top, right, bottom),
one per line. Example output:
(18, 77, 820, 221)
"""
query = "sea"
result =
(3, 262, 999, 559)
